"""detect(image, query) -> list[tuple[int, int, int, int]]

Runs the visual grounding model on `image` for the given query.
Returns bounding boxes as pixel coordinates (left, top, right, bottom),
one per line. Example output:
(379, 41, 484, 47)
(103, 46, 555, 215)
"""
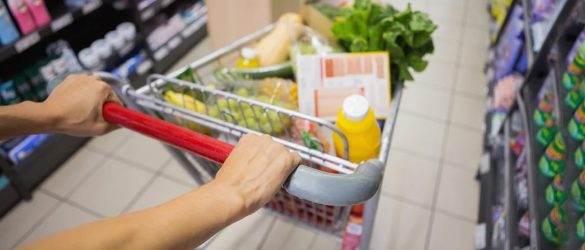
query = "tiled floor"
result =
(0, 0, 489, 249)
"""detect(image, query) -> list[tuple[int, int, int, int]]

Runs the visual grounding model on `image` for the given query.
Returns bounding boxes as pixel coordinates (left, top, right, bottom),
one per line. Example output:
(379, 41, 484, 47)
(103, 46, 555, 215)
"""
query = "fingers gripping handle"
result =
(102, 102, 383, 206)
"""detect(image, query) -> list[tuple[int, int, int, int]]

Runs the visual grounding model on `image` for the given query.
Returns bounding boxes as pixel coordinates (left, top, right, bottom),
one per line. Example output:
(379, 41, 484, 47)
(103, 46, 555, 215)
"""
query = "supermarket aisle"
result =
(0, 0, 489, 249)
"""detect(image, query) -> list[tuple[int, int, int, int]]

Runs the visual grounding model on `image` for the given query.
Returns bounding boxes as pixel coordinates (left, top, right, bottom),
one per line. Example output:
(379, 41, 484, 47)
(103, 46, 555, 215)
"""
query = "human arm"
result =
(20, 134, 301, 250)
(0, 75, 120, 139)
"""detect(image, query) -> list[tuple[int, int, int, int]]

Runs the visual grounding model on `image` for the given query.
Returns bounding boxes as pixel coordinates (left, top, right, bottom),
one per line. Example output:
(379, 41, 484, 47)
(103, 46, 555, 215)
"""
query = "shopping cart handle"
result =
(103, 102, 383, 206)
(285, 160, 384, 206)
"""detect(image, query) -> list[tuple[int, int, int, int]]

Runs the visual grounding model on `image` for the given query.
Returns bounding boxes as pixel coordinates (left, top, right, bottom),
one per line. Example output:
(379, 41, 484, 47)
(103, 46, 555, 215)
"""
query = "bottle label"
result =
(576, 146, 585, 169)
(566, 90, 582, 110)
(569, 119, 585, 141)
(578, 217, 585, 241)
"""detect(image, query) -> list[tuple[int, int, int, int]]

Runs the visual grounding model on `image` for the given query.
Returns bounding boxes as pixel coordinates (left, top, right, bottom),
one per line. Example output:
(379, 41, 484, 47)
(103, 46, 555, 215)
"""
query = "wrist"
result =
(20, 101, 60, 133)
(206, 180, 251, 221)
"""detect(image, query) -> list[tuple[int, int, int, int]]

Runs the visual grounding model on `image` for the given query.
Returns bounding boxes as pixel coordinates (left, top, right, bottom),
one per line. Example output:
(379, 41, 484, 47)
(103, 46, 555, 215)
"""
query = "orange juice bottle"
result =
(236, 47, 260, 69)
(333, 95, 381, 163)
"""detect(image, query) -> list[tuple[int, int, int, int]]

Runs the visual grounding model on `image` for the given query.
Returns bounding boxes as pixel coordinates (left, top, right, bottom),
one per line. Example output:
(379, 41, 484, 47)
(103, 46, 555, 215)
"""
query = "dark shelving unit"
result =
(504, 119, 519, 249)
(0, 0, 103, 64)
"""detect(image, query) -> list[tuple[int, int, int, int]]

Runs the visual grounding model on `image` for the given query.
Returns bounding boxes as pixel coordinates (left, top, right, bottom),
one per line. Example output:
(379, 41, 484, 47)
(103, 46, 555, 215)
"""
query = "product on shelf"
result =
(539, 132, 566, 178)
(0, 0, 20, 45)
(518, 212, 531, 237)
(146, 2, 205, 52)
(7, 134, 49, 164)
(116, 22, 136, 54)
(576, 141, 585, 171)
(542, 205, 566, 245)
(78, 47, 104, 71)
(568, 100, 585, 141)
(578, 214, 585, 241)
(493, 74, 522, 111)
(571, 170, 585, 212)
(64, 0, 87, 8)
(545, 174, 567, 206)
(536, 125, 558, 147)
(493, 5, 526, 80)
(0, 80, 21, 105)
(23, 0, 50, 27)
(492, 206, 506, 247)
(7, 0, 37, 35)
(511, 131, 526, 156)
(563, 42, 585, 111)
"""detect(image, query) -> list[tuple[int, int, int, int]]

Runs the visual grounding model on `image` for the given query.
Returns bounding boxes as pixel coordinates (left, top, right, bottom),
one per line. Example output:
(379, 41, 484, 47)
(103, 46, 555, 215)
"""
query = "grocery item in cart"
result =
(236, 47, 260, 69)
(538, 132, 566, 178)
(545, 174, 567, 206)
(541, 205, 566, 245)
(333, 95, 381, 164)
(255, 13, 303, 66)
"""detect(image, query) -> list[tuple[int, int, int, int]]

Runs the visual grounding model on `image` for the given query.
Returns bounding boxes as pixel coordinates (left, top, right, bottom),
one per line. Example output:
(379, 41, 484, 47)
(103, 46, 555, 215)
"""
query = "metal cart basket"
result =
(99, 24, 403, 249)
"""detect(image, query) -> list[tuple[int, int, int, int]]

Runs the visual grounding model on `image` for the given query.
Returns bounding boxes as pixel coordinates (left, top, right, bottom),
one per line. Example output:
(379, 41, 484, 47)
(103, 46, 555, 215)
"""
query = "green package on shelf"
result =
(572, 170, 585, 212)
(546, 175, 567, 206)
(542, 205, 567, 245)
(536, 126, 558, 147)
(578, 215, 585, 241)
(534, 109, 554, 128)
(568, 43, 585, 76)
(563, 72, 581, 90)
(565, 89, 583, 111)
(539, 133, 566, 178)
(568, 101, 585, 141)
(575, 142, 585, 171)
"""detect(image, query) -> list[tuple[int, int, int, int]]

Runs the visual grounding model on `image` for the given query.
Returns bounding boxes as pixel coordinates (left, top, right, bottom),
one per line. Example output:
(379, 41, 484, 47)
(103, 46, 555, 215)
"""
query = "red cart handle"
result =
(102, 102, 234, 163)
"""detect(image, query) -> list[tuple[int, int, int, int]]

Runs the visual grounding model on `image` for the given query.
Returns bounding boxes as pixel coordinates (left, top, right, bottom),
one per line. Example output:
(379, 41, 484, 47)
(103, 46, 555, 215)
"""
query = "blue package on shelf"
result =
(0, 0, 20, 45)
(0, 136, 26, 157)
(494, 5, 526, 81)
(0, 175, 8, 190)
(8, 134, 50, 164)
(112, 53, 145, 79)
(0, 80, 22, 105)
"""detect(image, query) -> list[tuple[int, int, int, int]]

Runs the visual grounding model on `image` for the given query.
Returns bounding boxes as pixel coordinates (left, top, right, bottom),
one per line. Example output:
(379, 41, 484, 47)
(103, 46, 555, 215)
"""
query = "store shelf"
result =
(0, 185, 21, 218)
(504, 120, 519, 249)
(151, 14, 208, 73)
(0, 0, 103, 64)
(138, 0, 177, 22)
(518, 87, 558, 250)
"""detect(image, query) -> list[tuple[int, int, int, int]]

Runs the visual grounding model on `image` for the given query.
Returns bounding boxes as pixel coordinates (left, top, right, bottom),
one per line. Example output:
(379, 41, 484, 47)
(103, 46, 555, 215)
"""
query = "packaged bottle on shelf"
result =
(576, 141, 585, 171)
(545, 175, 567, 206)
(78, 48, 105, 71)
(539, 132, 566, 178)
(536, 125, 558, 147)
(23, 0, 50, 27)
(0, 0, 20, 45)
(116, 22, 136, 54)
(0, 80, 21, 105)
(542, 205, 566, 245)
(572, 170, 585, 212)
(6, 0, 36, 35)
(577, 214, 585, 241)
(568, 100, 585, 141)
(90, 39, 113, 62)
(568, 42, 585, 76)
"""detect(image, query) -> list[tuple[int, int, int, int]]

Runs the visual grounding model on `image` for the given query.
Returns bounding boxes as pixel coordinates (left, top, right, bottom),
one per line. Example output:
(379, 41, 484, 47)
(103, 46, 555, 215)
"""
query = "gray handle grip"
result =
(284, 160, 384, 206)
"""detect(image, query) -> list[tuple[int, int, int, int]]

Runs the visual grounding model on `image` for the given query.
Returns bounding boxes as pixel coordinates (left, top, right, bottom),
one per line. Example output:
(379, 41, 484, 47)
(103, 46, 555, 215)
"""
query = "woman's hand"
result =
(44, 75, 121, 137)
(212, 133, 301, 217)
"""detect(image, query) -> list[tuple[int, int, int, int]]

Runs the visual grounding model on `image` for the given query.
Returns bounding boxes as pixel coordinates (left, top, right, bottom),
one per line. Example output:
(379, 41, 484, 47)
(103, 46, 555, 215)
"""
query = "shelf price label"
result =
(14, 32, 40, 53)
(168, 36, 182, 50)
(154, 46, 169, 61)
(82, 0, 102, 15)
(51, 13, 73, 32)
(161, 0, 174, 7)
(141, 7, 155, 21)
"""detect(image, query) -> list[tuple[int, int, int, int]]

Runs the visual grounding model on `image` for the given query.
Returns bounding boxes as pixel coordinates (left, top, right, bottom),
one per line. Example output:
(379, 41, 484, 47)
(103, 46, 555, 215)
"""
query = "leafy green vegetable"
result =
(331, 0, 437, 82)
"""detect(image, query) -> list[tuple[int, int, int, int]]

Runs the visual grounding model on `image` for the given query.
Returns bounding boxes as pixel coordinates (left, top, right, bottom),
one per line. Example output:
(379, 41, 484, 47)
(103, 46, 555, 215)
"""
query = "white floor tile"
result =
(427, 39, 460, 64)
(428, 212, 476, 250)
(449, 94, 486, 130)
(205, 210, 275, 250)
(162, 159, 200, 187)
(309, 233, 341, 250)
(433, 23, 463, 44)
(393, 112, 446, 159)
(68, 158, 154, 217)
(382, 149, 439, 207)
(459, 43, 489, 70)
(443, 125, 483, 169)
(19, 203, 100, 247)
(464, 9, 490, 30)
(414, 60, 457, 90)
(462, 27, 490, 47)
(260, 218, 296, 250)
(112, 134, 171, 172)
(401, 83, 452, 121)
(436, 164, 479, 221)
(427, 3, 464, 25)
(127, 175, 192, 213)
(279, 224, 317, 250)
(86, 129, 133, 154)
(0, 192, 59, 250)
(370, 196, 432, 250)
(455, 66, 488, 98)
(40, 149, 106, 198)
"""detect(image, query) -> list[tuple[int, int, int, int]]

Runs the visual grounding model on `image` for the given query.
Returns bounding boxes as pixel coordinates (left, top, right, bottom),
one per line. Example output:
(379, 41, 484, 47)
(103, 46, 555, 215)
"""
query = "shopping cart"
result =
(97, 24, 403, 249)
